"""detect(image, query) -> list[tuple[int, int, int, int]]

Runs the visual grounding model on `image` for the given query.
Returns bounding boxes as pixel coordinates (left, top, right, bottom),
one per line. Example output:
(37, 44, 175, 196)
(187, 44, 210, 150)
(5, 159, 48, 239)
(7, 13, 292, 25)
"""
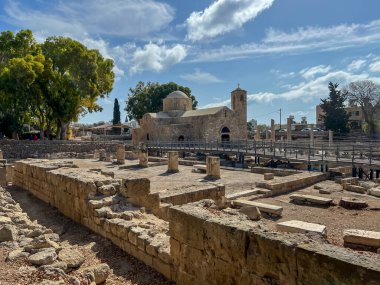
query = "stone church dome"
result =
(166, 90, 188, 99)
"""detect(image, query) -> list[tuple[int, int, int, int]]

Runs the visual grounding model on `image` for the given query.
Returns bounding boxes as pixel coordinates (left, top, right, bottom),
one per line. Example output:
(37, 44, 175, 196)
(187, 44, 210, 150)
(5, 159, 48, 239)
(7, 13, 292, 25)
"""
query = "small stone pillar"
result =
(328, 130, 333, 146)
(5, 165, 14, 185)
(271, 119, 275, 142)
(206, 156, 220, 179)
(138, 151, 148, 167)
(287, 118, 292, 142)
(255, 128, 261, 141)
(93, 149, 100, 160)
(99, 149, 107, 161)
(116, 144, 126, 164)
(167, 151, 179, 173)
(0, 167, 6, 187)
(0, 149, 3, 159)
(310, 125, 314, 146)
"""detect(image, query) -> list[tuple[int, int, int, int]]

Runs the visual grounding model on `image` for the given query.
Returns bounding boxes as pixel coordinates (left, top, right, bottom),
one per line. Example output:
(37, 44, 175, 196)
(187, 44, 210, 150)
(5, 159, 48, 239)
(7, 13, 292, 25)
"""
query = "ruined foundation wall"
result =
(169, 204, 380, 285)
(0, 140, 121, 159)
(12, 160, 174, 280)
(12, 160, 380, 285)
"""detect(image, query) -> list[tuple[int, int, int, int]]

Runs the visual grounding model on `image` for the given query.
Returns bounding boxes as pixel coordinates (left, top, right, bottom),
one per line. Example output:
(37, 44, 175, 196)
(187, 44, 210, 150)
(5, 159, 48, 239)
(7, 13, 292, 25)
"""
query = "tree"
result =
(112, 98, 121, 134)
(319, 82, 350, 133)
(125, 81, 197, 121)
(345, 80, 380, 136)
(42, 36, 115, 139)
(112, 98, 121, 125)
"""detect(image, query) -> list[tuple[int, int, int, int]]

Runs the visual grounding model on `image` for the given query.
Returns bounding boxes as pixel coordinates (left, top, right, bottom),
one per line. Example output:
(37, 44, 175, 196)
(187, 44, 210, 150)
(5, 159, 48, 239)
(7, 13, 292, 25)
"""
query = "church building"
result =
(132, 86, 247, 143)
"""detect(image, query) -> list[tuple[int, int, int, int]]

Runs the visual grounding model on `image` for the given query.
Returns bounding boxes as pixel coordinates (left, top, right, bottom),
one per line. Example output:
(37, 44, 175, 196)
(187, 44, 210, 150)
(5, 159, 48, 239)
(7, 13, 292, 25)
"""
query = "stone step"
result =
(343, 229, 380, 248)
(226, 189, 259, 200)
(232, 199, 283, 216)
(257, 188, 271, 195)
(344, 184, 366, 194)
(368, 188, 380, 198)
(277, 220, 326, 236)
(289, 194, 333, 205)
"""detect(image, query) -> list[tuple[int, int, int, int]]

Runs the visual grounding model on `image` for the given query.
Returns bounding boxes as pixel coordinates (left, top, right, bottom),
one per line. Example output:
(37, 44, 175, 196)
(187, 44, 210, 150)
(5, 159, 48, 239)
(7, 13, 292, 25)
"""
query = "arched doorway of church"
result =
(146, 133, 150, 140)
(221, 127, 230, 141)
(178, 135, 184, 141)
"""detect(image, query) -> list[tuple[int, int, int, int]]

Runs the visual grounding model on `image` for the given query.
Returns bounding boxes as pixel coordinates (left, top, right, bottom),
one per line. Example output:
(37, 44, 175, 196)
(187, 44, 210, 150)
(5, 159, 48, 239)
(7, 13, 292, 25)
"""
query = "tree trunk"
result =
(60, 122, 68, 140)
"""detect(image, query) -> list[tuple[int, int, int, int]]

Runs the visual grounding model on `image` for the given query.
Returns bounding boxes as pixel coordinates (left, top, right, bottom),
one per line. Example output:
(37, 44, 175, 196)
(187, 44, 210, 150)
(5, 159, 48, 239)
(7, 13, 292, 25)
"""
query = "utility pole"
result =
(279, 108, 282, 129)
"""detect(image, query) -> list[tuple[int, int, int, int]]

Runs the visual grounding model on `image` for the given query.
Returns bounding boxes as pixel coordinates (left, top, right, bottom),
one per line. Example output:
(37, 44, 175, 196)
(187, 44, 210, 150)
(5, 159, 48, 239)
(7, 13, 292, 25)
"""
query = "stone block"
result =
(345, 184, 366, 194)
(233, 199, 283, 216)
(138, 151, 148, 168)
(0, 167, 6, 187)
(343, 229, 380, 248)
(116, 144, 125, 164)
(121, 176, 150, 197)
(368, 188, 380, 198)
(206, 156, 220, 179)
(226, 189, 259, 199)
(277, 220, 326, 236)
(167, 151, 179, 173)
(289, 194, 333, 205)
(239, 206, 261, 220)
(264, 173, 274, 180)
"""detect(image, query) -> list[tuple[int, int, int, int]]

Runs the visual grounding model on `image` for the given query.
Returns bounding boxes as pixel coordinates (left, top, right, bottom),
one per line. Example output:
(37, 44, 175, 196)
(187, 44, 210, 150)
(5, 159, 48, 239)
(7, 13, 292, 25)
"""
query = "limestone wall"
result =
(0, 140, 120, 159)
(12, 160, 380, 285)
(169, 203, 380, 285)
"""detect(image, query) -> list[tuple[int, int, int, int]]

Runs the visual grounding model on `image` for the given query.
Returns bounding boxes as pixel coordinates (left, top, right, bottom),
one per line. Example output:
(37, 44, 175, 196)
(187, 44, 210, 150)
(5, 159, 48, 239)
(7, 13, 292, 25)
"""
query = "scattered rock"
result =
(58, 247, 85, 268)
(0, 224, 18, 242)
(28, 249, 57, 266)
(239, 206, 261, 220)
(68, 276, 81, 285)
(0, 216, 12, 224)
(377, 248, 380, 254)
(319, 189, 332, 194)
(339, 197, 368, 209)
(6, 249, 30, 261)
(31, 235, 61, 250)
(314, 184, 323, 190)
(81, 263, 111, 284)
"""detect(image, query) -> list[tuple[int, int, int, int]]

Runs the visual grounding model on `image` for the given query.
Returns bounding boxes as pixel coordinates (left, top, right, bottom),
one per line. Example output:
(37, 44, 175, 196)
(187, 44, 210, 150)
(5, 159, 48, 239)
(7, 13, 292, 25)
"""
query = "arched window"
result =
(221, 127, 230, 133)
(178, 135, 184, 141)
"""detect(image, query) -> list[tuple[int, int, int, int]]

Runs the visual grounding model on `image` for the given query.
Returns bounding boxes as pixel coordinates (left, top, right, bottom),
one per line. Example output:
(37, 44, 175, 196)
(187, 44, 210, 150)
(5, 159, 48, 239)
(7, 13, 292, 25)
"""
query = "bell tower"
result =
(231, 84, 247, 138)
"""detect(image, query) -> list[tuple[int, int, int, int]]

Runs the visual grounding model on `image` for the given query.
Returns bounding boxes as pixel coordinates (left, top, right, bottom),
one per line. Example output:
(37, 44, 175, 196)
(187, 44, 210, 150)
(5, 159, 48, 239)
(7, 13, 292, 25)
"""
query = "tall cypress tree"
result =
(320, 82, 350, 133)
(112, 98, 121, 125)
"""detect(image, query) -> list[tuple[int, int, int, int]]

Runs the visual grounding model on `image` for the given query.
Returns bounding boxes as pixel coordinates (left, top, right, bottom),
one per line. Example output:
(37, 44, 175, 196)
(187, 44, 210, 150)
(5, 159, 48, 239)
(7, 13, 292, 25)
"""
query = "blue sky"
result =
(1, 0, 380, 125)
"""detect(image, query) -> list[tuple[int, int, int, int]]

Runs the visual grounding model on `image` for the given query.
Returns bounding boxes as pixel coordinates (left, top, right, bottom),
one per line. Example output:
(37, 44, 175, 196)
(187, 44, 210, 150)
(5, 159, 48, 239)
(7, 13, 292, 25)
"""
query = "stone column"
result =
(328, 130, 333, 146)
(206, 156, 220, 179)
(99, 149, 107, 161)
(167, 151, 179, 173)
(93, 149, 100, 160)
(0, 167, 6, 187)
(138, 150, 148, 168)
(287, 118, 292, 142)
(271, 119, 275, 142)
(0, 149, 3, 159)
(310, 125, 314, 146)
(116, 144, 126, 164)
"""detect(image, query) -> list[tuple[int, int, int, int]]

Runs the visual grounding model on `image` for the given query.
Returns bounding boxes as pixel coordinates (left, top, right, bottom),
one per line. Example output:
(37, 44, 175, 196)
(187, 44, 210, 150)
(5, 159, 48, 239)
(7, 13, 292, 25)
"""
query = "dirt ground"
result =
(0, 186, 173, 285)
(256, 180, 380, 247)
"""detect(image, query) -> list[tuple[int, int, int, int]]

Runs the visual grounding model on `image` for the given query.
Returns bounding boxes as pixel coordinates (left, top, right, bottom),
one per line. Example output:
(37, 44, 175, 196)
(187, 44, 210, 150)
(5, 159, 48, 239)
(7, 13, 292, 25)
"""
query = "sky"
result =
(1, 0, 380, 125)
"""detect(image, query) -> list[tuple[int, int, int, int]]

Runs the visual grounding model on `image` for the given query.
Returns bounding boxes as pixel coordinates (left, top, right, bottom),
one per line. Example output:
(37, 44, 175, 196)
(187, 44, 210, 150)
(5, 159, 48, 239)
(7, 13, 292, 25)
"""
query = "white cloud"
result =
(186, 0, 274, 41)
(191, 19, 380, 62)
(369, 60, 380, 72)
(347, 59, 367, 71)
(4, 0, 174, 38)
(180, 69, 222, 83)
(300, 65, 331, 79)
(129, 42, 187, 74)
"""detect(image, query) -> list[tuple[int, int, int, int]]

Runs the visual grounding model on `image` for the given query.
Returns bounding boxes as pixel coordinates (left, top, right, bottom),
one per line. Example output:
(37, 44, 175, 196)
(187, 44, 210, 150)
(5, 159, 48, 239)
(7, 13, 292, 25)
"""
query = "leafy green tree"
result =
(345, 80, 380, 137)
(319, 82, 350, 133)
(125, 81, 197, 121)
(42, 36, 115, 139)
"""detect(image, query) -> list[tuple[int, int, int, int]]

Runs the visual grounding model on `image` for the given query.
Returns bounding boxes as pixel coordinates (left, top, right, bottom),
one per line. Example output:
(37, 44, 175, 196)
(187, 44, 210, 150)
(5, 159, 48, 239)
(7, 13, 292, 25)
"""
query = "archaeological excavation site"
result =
(0, 140, 380, 285)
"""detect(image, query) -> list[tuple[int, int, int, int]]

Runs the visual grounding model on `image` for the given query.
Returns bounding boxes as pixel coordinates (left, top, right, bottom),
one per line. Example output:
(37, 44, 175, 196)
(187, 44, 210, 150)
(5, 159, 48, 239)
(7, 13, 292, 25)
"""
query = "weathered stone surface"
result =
(0, 224, 17, 242)
(206, 156, 220, 179)
(239, 206, 261, 220)
(264, 173, 274, 180)
(6, 249, 29, 261)
(233, 199, 283, 216)
(343, 229, 380, 248)
(0, 216, 12, 224)
(226, 189, 259, 199)
(339, 197, 368, 209)
(167, 151, 179, 173)
(81, 263, 111, 284)
(289, 194, 333, 205)
(121, 177, 150, 197)
(368, 188, 380, 198)
(28, 249, 57, 266)
(319, 188, 332, 194)
(344, 184, 366, 194)
(277, 220, 327, 236)
(58, 248, 85, 268)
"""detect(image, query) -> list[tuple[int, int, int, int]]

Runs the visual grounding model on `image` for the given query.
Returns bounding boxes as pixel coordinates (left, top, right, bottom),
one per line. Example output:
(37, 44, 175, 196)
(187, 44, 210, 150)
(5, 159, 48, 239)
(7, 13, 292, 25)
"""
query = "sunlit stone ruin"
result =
(1, 90, 380, 284)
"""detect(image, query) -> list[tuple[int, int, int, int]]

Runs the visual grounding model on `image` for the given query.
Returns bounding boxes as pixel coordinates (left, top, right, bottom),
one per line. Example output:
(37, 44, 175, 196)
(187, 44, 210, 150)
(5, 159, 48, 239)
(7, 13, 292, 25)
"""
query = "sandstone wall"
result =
(169, 203, 380, 285)
(12, 160, 380, 285)
(0, 140, 121, 159)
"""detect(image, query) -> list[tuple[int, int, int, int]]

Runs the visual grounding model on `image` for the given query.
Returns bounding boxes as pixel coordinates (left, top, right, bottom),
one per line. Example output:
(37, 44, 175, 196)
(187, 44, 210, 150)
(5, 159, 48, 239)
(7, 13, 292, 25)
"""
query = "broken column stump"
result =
(206, 156, 220, 179)
(167, 151, 179, 173)
(116, 144, 126, 165)
(339, 197, 368, 209)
